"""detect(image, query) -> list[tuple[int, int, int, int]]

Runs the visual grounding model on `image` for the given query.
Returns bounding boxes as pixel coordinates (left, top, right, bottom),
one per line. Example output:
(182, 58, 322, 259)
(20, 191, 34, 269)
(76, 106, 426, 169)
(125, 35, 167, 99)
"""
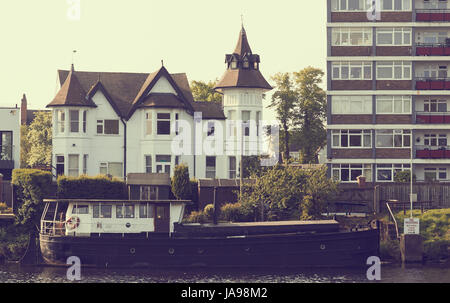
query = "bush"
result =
(171, 165, 192, 200)
(0, 202, 12, 214)
(184, 210, 207, 224)
(380, 239, 401, 261)
(57, 175, 127, 199)
(203, 204, 215, 221)
(220, 203, 250, 222)
(12, 169, 53, 232)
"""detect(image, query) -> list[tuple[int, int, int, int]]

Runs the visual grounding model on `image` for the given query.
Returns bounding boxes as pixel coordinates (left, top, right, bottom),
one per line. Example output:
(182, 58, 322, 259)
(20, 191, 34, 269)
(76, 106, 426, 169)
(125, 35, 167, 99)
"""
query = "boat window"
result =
(141, 186, 157, 200)
(72, 205, 89, 214)
(94, 204, 112, 218)
(139, 203, 155, 218)
(116, 204, 135, 218)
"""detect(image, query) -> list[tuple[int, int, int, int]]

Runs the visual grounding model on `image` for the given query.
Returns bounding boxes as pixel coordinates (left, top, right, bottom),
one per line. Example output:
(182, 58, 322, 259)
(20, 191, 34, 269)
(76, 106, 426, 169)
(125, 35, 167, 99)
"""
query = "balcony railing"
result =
(416, 77, 450, 90)
(416, 145, 450, 159)
(416, 9, 450, 22)
(416, 111, 450, 123)
(416, 43, 450, 56)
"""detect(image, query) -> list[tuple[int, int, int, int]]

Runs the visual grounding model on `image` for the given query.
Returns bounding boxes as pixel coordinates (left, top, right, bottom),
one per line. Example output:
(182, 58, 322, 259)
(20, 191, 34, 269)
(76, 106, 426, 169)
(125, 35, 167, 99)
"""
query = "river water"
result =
(0, 263, 448, 283)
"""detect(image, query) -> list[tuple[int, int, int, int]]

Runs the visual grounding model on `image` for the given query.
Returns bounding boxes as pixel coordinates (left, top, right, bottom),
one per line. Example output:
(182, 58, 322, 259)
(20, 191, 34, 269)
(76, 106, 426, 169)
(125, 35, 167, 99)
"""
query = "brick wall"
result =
(332, 80, 372, 90)
(331, 149, 373, 159)
(331, 46, 372, 56)
(376, 46, 413, 56)
(376, 80, 412, 90)
(376, 115, 412, 124)
(331, 115, 372, 124)
(376, 148, 411, 158)
(331, 12, 412, 22)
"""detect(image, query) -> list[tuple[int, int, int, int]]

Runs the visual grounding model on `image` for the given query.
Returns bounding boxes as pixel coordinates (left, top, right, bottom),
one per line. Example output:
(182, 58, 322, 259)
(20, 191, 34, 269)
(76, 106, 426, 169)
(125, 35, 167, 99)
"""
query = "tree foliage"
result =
(171, 164, 192, 200)
(190, 80, 222, 103)
(24, 112, 52, 168)
(239, 165, 339, 221)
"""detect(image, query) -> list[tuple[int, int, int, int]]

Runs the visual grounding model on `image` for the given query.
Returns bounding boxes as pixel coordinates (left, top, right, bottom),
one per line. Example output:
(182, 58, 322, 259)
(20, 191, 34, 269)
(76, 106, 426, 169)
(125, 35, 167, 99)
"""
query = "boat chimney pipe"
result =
(213, 186, 218, 225)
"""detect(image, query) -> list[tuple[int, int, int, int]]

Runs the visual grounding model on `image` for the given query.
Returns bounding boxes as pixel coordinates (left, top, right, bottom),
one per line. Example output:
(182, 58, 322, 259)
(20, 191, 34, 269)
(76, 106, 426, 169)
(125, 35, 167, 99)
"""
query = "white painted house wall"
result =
(0, 107, 21, 171)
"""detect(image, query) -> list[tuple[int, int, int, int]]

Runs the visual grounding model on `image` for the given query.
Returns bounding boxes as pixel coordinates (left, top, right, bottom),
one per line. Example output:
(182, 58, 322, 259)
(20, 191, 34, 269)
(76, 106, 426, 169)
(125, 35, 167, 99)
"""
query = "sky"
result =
(0, 0, 327, 121)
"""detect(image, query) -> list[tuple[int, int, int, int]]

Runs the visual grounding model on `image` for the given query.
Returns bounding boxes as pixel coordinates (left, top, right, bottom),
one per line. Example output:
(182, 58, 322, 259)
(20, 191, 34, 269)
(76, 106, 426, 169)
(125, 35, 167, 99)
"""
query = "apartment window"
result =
(332, 62, 372, 80)
(332, 96, 372, 114)
(99, 162, 123, 178)
(97, 119, 119, 135)
(145, 155, 152, 173)
(68, 154, 79, 177)
(381, 0, 411, 10)
(332, 28, 372, 46)
(332, 164, 372, 183)
(242, 111, 250, 136)
(376, 164, 410, 182)
(376, 28, 411, 46)
(423, 65, 447, 79)
(56, 155, 65, 176)
(376, 61, 411, 80)
(420, 31, 448, 45)
(206, 156, 216, 179)
(145, 112, 152, 135)
(332, 130, 372, 148)
(424, 134, 448, 147)
(157, 113, 171, 135)
(424, 99, 448, 113)
(93, 204, 112, 218)
(57, 110, 65, 134)
(229, 156, 237, 179)
(376, 96, 411, 114)
(423, 0, 448, 9)
(116, 204, 135, 219)
(69, 110, 79, 133)
(331, 0, 370, 11)
(207, 121, 215, 137)
(0, 132, 12, 161)
(424, 168, 447, 181)
(83, 155, 88, 175)
(155, 155, 171, 173)
(376, 130, 411, 148)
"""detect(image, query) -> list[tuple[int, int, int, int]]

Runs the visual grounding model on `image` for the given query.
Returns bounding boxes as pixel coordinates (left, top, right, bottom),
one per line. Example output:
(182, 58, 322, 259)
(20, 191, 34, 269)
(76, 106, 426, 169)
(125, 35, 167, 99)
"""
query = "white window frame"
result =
(332, 130, 372, 148)
(155, 155, 171, 173)
(376, 164, 411, 182)
(332, 164, 372, 183)
(381, 0, 412, 11)
(332, 28, 372, 46)
(145, 155, 152, 173)
(56, 110, 65, 134)
(332, 95, 373, 114)
(376, 61, 411, 80)
(156, 113, 171, 135)
(424, 99, 448, 113)
(145, 111, 152, 136)
(99, 162, 123, 178)
(376, 28, 412, 46)
(424, 168, 448, 181)
(206, 156, 216, 179)
(68, 154, 79, 177)
(376, 129, 412, 148)
(331, 0, 370, 11)
(376, 96, 411, 114)
(332, 62, 372, 80)
(69, 110, 79, 133)
(424, 134, 448, 147)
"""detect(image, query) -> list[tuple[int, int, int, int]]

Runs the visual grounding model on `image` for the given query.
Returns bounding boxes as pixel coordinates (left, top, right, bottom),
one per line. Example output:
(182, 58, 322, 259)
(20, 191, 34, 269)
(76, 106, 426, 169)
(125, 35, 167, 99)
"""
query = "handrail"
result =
(416, 9, 450, 13)
(386, 202, 400, 240)
(416, 111, 450, 115)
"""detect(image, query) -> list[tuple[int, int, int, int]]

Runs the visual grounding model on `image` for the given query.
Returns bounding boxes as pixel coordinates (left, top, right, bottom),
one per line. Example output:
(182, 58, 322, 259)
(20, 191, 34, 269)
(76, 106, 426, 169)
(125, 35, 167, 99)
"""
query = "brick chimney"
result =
(21, 94, 27, 125)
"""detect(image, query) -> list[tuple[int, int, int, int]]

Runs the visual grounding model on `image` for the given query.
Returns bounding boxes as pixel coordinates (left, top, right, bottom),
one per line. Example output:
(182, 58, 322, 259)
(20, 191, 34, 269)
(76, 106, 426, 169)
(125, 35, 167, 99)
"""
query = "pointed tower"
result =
(215, 26, 272, 167)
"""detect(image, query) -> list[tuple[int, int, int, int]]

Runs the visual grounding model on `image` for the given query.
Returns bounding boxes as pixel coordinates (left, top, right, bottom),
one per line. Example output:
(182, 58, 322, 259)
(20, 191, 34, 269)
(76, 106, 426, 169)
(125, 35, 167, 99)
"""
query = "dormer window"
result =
(243, 59, 249, 69)
(231, 61, 238, 69)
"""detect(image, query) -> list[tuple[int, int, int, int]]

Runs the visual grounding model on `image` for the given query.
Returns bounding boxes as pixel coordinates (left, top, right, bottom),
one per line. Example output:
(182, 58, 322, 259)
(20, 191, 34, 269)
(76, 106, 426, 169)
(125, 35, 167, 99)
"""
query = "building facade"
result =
(327, 0, 450, 183)
(47, 27, 272, 180)
(0, 106, 20, 180)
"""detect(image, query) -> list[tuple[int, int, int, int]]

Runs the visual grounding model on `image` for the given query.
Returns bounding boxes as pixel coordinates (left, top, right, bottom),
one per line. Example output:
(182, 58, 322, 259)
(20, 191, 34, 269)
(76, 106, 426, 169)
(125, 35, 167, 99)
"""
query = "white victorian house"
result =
(47, 27, 272, 180)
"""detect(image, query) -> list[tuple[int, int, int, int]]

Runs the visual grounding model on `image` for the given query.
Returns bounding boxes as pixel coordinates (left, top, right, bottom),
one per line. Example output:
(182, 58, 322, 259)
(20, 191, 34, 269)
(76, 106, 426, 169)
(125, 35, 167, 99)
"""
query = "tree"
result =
(20, 125, 31, 168)
(268, 73, 297, 162)
(171, 164, 192, 200)
(24, 112, 52, 168)
(292, 67, 327, 164)
(190, 80, 222, 103)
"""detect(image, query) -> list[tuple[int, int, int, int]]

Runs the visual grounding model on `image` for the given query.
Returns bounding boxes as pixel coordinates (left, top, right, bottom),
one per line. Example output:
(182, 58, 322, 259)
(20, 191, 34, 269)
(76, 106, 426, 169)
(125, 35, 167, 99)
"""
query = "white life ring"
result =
(66, 216, 80, 230)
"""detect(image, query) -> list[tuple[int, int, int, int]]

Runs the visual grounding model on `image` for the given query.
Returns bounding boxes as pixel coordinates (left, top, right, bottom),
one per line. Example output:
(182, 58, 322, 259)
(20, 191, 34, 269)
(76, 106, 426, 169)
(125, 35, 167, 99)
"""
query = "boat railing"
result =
(40, 219, 67, 236)
(385, 202, 400, 240)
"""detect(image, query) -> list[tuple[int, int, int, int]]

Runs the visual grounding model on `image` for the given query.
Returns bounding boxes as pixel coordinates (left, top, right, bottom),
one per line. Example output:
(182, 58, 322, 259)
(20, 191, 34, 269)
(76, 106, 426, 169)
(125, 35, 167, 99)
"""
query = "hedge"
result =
(11, 169, 53, 231)
(57, 175, 128, 199)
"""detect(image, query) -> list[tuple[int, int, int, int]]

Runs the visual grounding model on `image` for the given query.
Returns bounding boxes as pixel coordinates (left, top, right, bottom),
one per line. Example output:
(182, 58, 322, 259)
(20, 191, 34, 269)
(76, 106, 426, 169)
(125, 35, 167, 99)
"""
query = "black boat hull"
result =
(40, 229, 380, 268)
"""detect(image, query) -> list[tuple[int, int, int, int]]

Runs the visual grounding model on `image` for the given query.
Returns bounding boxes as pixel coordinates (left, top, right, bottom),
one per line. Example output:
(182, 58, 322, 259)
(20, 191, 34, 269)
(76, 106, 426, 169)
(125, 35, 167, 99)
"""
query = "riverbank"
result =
(0, 224, 29, 263)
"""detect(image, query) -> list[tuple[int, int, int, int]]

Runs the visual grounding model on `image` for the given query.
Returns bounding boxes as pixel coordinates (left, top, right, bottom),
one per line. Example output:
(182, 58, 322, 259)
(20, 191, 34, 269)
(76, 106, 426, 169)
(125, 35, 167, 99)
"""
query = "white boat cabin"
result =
(40, 173, 191, 237)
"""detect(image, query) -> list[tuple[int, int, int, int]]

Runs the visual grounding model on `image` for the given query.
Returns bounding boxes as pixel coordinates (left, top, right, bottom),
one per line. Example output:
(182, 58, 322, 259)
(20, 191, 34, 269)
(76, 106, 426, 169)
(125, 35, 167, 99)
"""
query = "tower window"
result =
(243, 60, 249, 69)
(231, 61, 238, 69)
(254, 62, 258, 70)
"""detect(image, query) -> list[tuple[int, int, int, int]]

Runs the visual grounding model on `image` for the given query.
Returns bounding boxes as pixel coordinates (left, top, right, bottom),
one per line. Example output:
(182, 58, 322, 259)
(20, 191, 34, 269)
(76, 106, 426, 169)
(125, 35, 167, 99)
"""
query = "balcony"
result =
(416, 146, 450, 159)
(416, 77, 450, 90)
(416, 112, 450, 123)
(416, 43, 450, 56)
(416, 9, 450, 22)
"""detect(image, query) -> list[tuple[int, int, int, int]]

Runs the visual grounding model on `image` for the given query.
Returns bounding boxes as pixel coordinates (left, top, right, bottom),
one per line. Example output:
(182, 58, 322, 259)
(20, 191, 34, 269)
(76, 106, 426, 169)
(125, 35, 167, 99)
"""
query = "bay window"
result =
(157, 113, 171, 135)
(56, 110, 65, 134)
(69, 110, 79, 133)
(145, 112, 152, 135)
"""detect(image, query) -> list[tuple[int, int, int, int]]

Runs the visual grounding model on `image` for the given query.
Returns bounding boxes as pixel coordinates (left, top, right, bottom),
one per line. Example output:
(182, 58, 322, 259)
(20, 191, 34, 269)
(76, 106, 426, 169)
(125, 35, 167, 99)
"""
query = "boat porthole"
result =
(130, 248, 135, 254)
(168, 248, 175, 255)
(320, 244, 326, 250)
(126, 223, 131, 228)
(197, 248, 205, 254)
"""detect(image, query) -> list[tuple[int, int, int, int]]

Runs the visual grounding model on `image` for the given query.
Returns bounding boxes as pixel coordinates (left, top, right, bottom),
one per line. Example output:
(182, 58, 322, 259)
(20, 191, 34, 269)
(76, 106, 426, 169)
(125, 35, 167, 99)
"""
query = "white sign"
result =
(404, 218, 420, 235)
